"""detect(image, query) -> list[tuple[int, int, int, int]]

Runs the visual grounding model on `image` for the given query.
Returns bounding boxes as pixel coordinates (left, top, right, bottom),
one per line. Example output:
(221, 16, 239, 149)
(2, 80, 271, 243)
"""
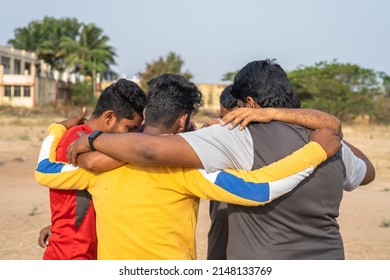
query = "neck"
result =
(143, 125, 174, 135)
(85, 117, 104, 132)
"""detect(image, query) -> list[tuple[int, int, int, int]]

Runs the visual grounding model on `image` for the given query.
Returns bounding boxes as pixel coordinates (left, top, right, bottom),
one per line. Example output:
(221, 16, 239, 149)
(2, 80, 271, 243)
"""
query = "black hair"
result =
(231, 59, 301, 108)
(145, 74, 203, 129)
(219, 84, 237, 109)
(92, 78, 147, 120)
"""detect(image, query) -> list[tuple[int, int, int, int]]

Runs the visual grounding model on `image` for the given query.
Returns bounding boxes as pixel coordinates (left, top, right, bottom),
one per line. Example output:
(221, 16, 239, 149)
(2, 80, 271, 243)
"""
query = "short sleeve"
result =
(179, 124, 254, 172)
(341, 141, 367, 191)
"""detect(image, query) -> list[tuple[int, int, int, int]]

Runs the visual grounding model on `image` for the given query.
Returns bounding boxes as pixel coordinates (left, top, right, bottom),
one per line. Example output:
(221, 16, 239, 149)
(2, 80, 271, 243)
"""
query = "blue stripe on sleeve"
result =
(214, 171, 270, 202)
(36, 159, 65, 174)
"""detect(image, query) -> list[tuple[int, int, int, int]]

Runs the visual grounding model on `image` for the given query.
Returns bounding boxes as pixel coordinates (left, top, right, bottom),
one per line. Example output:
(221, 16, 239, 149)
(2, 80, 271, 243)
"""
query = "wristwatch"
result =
(88, 131, 103, 152)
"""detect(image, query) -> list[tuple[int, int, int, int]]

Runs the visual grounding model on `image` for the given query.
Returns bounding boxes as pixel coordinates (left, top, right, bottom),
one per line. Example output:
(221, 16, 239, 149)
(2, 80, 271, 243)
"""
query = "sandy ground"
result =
(0, 112, 389, 260)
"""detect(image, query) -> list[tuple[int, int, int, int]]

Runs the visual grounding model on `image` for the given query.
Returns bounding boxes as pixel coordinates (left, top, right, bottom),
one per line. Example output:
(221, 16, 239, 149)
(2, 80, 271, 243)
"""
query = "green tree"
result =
(37, 17, 81, 72)
(9, 18, 116, 103)
(60, 23, 116, 101)
(221, 70, 239, 82)
(8, 17, 115, 77)
(379, 72, 390, 95)
(372, 72, 390, 123)
(60, 23, 116, 76)
(8, 23, 44, 52)
(8, 16, 81, 72)
(69, 80, 96, 106)
(137, 52, 193, 90)
(288, 60, 381, 121)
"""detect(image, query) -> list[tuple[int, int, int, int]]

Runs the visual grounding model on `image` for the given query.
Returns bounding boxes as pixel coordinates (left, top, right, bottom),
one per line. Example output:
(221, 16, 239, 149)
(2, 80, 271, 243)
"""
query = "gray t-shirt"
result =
(180, 121, 366, 259)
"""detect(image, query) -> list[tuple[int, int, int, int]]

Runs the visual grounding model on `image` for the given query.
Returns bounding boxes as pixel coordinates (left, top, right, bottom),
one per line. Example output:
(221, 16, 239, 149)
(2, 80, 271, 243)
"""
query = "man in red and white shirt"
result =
(38, 79, 146, 259)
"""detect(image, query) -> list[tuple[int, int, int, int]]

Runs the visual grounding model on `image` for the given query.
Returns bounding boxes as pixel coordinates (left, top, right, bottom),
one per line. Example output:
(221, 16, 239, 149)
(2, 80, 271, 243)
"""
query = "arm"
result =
(67, 131, 203, 168)
(77, 152, 124, 172)
(341, 140, 375, 190)
(201, 119, 220, 128)
(38, 226, 51, 248)
(186, 141, 328, 206)
(57, 109, 125, 172)
(343, 140, 375, 185)
(68, 123, 340, 168)
(35, 124, 92, 190)
(220, 108, 343, 138)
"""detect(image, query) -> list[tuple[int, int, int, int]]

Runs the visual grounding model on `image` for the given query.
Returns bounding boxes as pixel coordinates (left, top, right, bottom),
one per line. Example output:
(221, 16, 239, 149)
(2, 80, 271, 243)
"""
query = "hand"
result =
(66, 133, 91, 166)
(201, 119, 220, 128)
(220, 108, 275, 130)
(58, 107, 87, 130)
(186, 121, 197, 132)
(38, 225, 52, 248)
(309, 127, 341, 158)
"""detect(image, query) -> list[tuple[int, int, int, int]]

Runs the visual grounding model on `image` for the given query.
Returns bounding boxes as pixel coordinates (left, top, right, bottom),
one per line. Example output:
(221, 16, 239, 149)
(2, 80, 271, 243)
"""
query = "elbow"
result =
(335, 118, 343, 139)
(34, 171, 49, 187)
(360, 167, 376, 186)
(77, 153, 100, 172)
(368, 165, 376, 183)
(366, 173, 376, 185)
(80, 158, 100, 173)
(358, 159, 376, 186)
(141, 145, 158, 162)
(34, 171, 41, 185)
(85, 165, 100, 173)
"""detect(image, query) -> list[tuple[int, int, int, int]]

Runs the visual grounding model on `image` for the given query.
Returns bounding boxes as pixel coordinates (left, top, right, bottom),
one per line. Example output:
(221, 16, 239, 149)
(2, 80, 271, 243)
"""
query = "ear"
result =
(141, 108, 146, 125)
(246, 96, 261, 109)
(177, 114, 189, 133)
(103, 110, 116, 126)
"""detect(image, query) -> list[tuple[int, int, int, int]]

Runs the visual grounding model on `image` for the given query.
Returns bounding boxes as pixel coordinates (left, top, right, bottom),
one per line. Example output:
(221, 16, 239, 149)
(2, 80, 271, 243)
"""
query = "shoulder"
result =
(251, 121, 311, 132)
(248, 121, 312, 140)
(179, 124, 255, 171)
(181, 123, 253, 141)
(61, 124, 91, 141)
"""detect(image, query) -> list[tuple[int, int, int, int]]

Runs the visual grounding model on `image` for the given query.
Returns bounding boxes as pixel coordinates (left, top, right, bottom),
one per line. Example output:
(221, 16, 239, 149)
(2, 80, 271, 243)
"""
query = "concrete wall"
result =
(35, 78, 57, 106)
(197, 83, 228, 110)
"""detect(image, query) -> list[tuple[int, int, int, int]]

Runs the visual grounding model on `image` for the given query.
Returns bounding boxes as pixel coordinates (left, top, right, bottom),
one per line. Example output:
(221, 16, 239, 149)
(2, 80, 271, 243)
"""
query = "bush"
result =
(69, 80, 97, 106)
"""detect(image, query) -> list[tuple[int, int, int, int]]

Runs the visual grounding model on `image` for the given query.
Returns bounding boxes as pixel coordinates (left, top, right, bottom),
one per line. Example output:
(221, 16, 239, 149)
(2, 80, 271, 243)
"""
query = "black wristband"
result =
(88, 131, 103, 152)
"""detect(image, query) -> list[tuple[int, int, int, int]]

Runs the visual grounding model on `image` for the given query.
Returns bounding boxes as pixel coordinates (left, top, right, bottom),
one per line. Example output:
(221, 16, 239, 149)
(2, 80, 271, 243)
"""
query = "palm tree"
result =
(8, 18, 116, 101)
(61, 23, 116, 75)
(8, 22, 45, 52)
(37, 17, 81, 72)
(8, 17, 81, 72)
(60, 23, 116, 100)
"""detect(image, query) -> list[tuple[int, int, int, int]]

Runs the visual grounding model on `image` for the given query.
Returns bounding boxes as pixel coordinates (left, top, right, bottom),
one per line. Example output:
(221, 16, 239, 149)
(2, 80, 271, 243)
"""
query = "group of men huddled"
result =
(35, 59, 375, 260)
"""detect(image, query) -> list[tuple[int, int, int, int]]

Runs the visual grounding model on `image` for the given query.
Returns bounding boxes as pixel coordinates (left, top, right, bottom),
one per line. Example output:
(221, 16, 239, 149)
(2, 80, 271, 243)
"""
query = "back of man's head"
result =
(220, 84, 237, 110)
(145, 74, 203, 130)
(231, 59, 300, 108)
(92, 78, 147, 121)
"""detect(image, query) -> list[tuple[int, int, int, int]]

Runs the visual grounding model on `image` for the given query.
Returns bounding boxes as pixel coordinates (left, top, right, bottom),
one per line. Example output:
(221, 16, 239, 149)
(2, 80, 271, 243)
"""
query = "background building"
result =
(0, 46, 69, 108)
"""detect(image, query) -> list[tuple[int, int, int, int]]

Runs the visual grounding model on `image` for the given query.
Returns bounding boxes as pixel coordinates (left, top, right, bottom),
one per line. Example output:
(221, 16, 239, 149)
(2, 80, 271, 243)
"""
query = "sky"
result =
(1, 0, 390, 84)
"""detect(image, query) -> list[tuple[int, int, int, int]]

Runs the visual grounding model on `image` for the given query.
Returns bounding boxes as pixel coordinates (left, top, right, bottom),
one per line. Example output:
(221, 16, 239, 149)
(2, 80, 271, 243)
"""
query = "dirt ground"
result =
(0, 108, 389, 260)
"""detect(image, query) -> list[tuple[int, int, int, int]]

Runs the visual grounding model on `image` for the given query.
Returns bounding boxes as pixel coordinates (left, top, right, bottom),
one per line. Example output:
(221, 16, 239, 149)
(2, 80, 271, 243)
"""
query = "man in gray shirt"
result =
(181, 59, 375, 259)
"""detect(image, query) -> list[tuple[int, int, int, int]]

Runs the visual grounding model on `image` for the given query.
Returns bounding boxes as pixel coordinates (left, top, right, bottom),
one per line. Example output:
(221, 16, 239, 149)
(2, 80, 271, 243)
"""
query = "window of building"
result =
(14, 86, 21, 97)
(1, 56, 11, 74)
(14, 59, 21, 74)
(25, 62, 31, 75)
(4, 86, 11, 97)
(23, 86, 31, 97)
